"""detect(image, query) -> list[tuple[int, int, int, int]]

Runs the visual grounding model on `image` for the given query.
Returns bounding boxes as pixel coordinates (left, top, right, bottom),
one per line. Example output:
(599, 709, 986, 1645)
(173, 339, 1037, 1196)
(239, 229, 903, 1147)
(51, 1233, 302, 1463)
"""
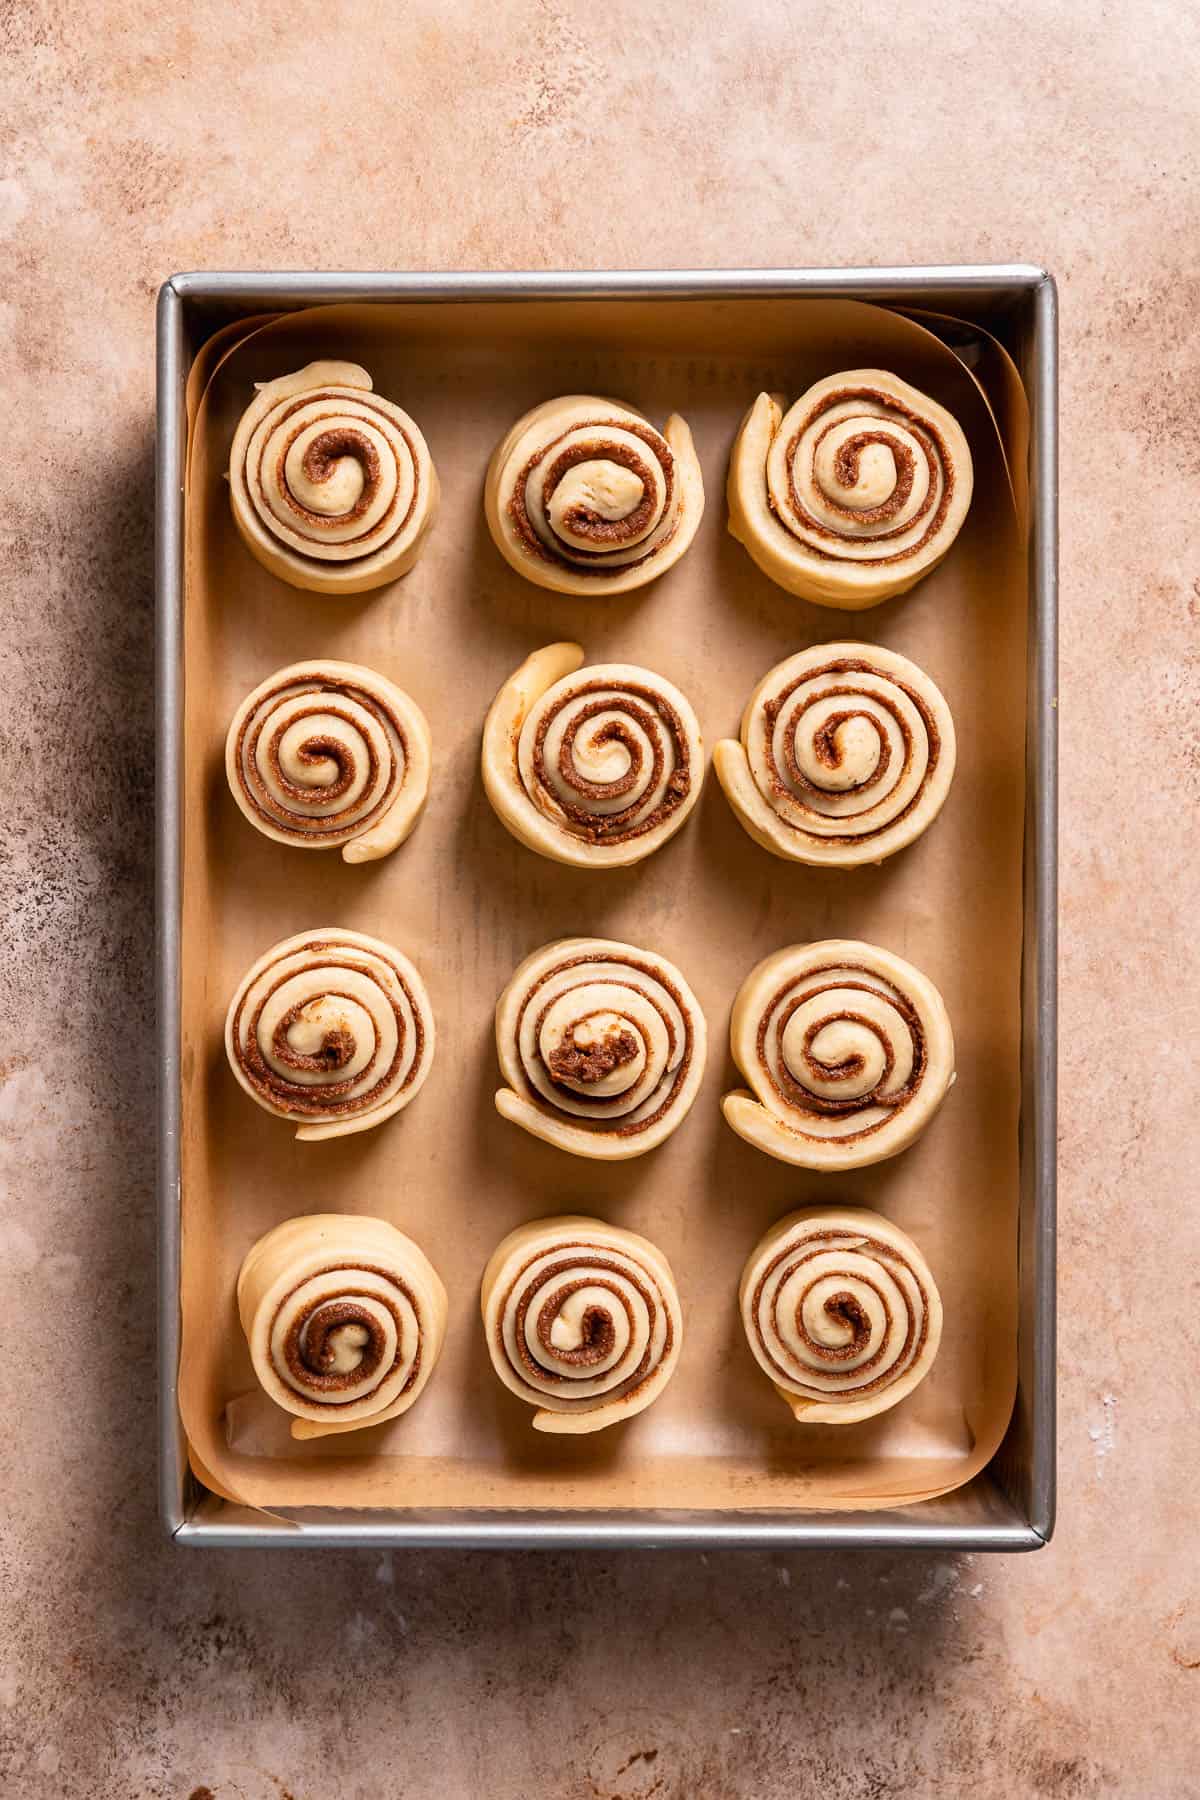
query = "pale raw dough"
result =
(225, 927, 435, 1141)
(723, 939, 954, 1171)
(228, 361, 439, 594)
(225, 659, 432, 862)
(727, 370, 973, 608)
(481, 642, 704, 868)
(238, 1214, 447, 1438)
(494, 937, 706, 1160)
(481, 1215, 683, 1433)
(484, 395, 704, 596)
(740, 1206, 942, 1424)
(713, 641, 956, 867)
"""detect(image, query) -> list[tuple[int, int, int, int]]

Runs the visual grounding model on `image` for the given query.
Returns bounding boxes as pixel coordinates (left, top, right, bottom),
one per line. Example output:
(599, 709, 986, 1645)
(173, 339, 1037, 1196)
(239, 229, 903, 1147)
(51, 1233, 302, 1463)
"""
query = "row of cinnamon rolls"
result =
(240, 1207, 941, 1439)
(226, 640, 956, 871)
(230, 363, 973, 608)
(226, 931, 954, 1172)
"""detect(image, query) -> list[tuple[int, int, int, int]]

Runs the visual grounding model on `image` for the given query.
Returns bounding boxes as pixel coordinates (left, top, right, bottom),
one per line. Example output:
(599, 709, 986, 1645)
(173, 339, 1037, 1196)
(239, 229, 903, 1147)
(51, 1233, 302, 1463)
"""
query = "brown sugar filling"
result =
(546, 1022, 640, 1086)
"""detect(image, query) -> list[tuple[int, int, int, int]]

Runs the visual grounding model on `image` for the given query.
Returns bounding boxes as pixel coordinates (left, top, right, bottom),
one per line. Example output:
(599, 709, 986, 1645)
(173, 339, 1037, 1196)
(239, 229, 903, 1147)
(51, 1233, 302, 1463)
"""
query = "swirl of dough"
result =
(237, 1214, 447, 1439)
(723, 940, 954, 1171)
(740, 1207, 942, 1424)
(225, 659, 432, 862)
(727, 370, 973, 608)
(225, 927, 435, 1142)
(482, 643, 704, 867)
(485, 395, 704, 595)
(713, 642, 955, 867)
(495, 938, 706, 1160)
(481, 1216, 683, 1433)
(228, 361, 438, 594)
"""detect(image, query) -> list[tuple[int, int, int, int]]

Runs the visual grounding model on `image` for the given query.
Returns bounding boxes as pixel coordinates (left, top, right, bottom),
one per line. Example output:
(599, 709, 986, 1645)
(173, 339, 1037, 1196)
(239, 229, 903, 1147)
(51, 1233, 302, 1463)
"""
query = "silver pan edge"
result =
(155, 267, 1057, 1551)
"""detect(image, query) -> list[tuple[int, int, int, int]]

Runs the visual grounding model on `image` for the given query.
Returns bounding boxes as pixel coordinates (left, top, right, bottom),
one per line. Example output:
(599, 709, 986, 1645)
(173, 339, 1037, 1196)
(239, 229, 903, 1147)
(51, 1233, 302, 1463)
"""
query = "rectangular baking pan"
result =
(156, 267, 1057, 1550)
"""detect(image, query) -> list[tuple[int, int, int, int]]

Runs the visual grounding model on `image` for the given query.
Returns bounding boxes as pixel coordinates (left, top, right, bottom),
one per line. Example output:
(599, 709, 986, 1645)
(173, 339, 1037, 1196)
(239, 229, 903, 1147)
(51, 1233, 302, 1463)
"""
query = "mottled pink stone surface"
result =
(2, 2, 1197, 1794)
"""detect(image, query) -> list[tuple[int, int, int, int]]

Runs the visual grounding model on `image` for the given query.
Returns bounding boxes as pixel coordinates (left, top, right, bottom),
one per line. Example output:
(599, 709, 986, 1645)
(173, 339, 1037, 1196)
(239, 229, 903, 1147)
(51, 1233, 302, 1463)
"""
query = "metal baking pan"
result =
(156, 267, 1057, 1550)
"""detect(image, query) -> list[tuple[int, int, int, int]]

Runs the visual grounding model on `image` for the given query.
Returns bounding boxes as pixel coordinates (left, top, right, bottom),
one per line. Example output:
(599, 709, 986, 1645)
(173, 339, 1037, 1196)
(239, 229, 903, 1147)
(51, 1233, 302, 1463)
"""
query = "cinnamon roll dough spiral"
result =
(485, 395, 704, 596)
(482, 643, 704, 867)
(228, 361, 438, 594)
(727, 370, 973, 608)
(226, 660, 432, 862)
(740, 1207, 942, 1424)
(713, 642, 955, 867)
(481, 1216, 682, 1433)
(226, 928, 435, 1141)
(238, 1214, 447, 1439)
(495, 938, 707, 1160)
(723, 941, 954, 1171)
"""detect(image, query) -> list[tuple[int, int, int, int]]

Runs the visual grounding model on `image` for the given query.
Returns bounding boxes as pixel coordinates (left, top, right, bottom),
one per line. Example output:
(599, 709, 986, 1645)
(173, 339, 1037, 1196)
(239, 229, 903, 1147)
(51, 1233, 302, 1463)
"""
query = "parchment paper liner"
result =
(177, 296, 1027, 1512)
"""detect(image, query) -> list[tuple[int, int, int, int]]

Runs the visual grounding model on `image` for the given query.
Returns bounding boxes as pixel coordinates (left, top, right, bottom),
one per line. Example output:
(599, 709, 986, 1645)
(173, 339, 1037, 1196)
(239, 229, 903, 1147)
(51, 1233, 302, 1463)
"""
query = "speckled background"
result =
(2, 2, 1197, 1795)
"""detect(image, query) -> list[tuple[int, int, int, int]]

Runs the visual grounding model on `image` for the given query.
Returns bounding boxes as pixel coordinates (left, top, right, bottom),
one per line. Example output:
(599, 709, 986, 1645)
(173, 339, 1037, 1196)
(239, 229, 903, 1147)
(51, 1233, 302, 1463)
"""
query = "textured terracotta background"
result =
(3, 1, 1198, 1795)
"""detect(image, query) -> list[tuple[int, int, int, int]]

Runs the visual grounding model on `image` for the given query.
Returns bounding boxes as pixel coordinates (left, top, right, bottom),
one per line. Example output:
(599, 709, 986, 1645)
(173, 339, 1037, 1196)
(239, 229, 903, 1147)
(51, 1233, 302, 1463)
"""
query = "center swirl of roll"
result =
(513, 420, 675, 569)
(265, 697, 385, 822)
(740, 1201, 948, 1418)
(230, 938, 429, 1124)
(272, 993, 364, 1074)
(296, 1299, 388, 1380)
(254, 981, 384, 1097)
(543, 446, 655, 549)
(789, 703, 889, 791)
(534, 981, 664, 1113)
(754, 660, 939, 842)
(543, 1009, 643, 1094)
(229, 667, 426, 852)
(520, 678, 691, 845)
(270, 1266, 423, 1406)
(538, 1283, 622, 1366)
(756, 964, 927, 1143)
(274, 726, 357, 801)
(289, 425, 380, 517)
(809, 423, 918, 526)
(748, 1229, 932, 1403)
(767, 386, 954, 566)
(246, 389, 420, 560)
(776, 985, 912, 1110)
(507, 1252, 662, 1399)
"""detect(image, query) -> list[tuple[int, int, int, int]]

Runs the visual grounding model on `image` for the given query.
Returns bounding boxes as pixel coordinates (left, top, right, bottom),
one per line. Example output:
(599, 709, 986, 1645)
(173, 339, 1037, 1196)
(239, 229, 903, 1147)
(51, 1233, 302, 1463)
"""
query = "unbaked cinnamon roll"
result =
(228, 361, 438, 594)
(495, 938, 706, 1159)
(226, 928, 435, 1141)
(713, 643, 955, 867)
(481, 1216, 682, 1433)
(238, 1214, 447, 1438)
(723, 941, 954, 1171)
(225, 660, 432, 862)
(484, 395, 704, 595)
(727, 370, 973, 608)
(740, 1207, 942, 1424)
(482, 643, 704, 867)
